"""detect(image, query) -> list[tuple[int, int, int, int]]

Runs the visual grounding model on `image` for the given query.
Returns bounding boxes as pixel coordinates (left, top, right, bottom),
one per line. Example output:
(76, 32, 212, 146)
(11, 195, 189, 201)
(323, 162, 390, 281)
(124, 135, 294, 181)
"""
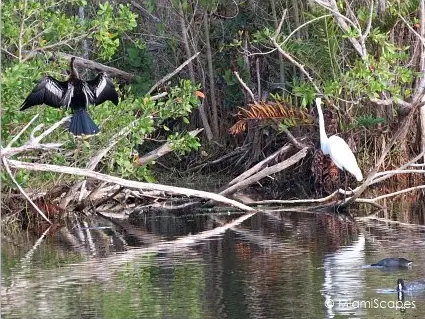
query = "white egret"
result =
(315, 97, 363, 182)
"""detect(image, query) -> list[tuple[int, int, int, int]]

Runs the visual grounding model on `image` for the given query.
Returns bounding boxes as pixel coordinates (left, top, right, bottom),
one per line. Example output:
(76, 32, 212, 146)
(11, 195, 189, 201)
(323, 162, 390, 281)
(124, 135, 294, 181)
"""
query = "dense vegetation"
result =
(1, 0, 424, 210)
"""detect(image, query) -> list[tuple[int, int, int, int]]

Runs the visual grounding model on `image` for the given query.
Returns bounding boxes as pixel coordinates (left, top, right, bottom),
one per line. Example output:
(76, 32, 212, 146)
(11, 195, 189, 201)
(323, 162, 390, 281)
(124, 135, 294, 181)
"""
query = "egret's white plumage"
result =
(315, 97, 363, 182)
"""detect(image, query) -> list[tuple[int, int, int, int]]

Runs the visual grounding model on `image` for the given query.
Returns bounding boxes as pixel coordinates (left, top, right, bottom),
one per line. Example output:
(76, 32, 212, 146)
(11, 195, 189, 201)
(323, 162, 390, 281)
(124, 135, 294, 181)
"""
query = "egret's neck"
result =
(316, 99, 329, 154)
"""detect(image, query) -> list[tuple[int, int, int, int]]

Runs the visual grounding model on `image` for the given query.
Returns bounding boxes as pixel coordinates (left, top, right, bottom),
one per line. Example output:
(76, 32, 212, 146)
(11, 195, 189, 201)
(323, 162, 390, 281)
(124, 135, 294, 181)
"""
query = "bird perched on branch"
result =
(20, 57, 119, 136)
(315, 97, 363, 182)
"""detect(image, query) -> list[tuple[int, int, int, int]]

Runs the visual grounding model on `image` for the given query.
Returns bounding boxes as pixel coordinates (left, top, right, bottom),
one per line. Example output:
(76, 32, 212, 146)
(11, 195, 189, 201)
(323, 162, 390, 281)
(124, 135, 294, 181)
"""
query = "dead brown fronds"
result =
(229, 101, 313, 135)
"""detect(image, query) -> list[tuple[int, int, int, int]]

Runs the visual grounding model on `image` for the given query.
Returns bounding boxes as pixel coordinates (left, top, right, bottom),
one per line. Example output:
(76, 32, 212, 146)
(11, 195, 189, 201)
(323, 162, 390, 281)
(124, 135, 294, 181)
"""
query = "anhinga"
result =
(20, 57, 119, 136)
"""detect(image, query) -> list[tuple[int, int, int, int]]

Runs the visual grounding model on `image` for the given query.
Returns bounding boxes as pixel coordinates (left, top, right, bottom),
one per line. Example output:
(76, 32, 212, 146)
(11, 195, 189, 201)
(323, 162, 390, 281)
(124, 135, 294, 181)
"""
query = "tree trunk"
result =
(203, 12, 220, 138)
(270, 0, 286, 93)
(420, 0, 425, 163)
(177, 1, 214, 141)
(78, 6, 89, 59)
(178, 1, 195, 82)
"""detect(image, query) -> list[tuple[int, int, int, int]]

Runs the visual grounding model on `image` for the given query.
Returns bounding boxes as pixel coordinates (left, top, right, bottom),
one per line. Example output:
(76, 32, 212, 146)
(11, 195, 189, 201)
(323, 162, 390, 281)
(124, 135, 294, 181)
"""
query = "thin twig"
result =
(272, 9, 287, 40)
(362, 0, 374, 40)
(372, 169, 425, 178)
(271, 38, 323, 96)
(22, 32, 96, 62)
(234, 71, 258, 103)
(33, 116, 71, 143)
(147, 52, 200, 95)
(282, 14, 332, 45)
(398, 13, 425, 47)
(6, 114, 39, 148)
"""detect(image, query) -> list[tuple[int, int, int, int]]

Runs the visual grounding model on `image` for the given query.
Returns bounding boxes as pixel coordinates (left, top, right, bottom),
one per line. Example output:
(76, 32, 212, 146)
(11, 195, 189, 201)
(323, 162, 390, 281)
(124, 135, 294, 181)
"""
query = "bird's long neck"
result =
(69, 58, 79, 79)
(315, 98, 329, 154)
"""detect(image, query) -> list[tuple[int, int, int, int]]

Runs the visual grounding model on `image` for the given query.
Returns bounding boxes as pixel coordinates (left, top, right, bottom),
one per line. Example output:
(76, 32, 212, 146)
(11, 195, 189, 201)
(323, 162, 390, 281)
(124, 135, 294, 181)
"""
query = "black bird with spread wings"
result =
(20, 57, 119, 136)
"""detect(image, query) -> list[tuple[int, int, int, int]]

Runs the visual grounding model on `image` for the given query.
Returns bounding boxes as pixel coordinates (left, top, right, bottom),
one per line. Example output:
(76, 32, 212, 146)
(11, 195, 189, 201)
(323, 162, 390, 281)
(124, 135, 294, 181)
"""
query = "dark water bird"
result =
(315, 97, 363, 182)
(20, 57, 119, 136)
(371, 257, 413, 268)
(397, 278, 425, 292)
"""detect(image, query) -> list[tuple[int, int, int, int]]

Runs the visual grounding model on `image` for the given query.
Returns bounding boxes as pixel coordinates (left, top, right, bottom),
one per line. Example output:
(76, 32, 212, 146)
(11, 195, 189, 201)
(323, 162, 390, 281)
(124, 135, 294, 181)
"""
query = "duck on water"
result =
(20, 57, 119, 136)
(397, 278, 425, 292)
(371, 258, 413, 268)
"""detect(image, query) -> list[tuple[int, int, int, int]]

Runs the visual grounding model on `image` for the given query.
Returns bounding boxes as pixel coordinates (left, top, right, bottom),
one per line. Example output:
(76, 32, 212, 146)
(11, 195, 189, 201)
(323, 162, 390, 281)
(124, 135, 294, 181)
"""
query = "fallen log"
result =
(6, 159, 256, 212)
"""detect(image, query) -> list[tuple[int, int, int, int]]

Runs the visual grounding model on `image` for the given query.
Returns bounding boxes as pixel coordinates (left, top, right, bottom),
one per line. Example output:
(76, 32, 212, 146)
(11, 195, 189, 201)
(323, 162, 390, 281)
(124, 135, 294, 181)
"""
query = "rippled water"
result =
(2, 206, 425, 319)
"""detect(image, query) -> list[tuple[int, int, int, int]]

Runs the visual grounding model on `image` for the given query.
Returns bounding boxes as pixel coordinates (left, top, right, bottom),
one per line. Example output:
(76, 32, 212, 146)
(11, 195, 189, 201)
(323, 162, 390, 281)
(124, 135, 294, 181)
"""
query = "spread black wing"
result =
(86, 73, 119, 106)
(20, 76, 68, 110)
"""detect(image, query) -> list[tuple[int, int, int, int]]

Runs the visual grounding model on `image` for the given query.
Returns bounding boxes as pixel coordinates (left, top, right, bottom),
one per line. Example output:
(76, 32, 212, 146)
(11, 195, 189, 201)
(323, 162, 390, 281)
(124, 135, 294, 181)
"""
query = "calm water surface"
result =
(2, 206, 425, 319)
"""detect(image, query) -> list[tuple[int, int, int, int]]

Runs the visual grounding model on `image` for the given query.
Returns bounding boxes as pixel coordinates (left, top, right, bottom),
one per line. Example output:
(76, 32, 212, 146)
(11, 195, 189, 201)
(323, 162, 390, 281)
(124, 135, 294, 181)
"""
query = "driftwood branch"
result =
(6, 159, 256, 212)
(2, 115, 69, 158)
(250, 190, 340, 205)
(220, 147, 309, 197)
(357, 185, 425, 204)
(23, 50, 135, 82)
(228, 144, 292, 187)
